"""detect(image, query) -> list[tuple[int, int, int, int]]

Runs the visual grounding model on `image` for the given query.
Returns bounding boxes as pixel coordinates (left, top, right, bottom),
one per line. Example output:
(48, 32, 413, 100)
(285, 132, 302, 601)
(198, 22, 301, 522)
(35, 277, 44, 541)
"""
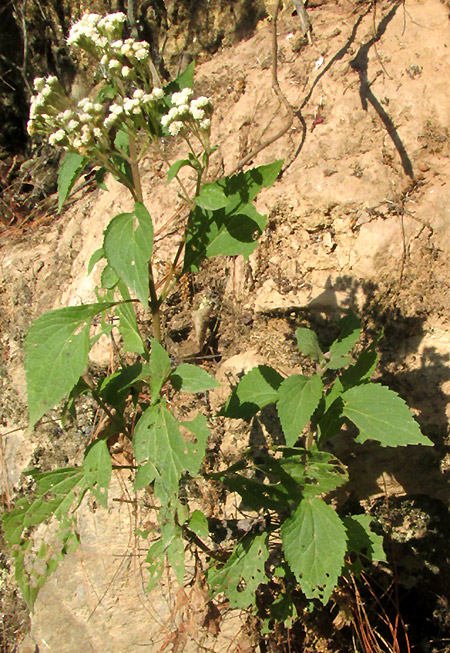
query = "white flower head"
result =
(33, 77, 45, 92)
(177, 103, 189, 116)
(199, 118, 211, 131)
(190, 106, 205, 121)
(61, 109, 75, 121)
(191, 96, 211, 109)
(168, 120, 183, 136)
(133, 89, 145, 100)
(122, 66, 133, 78)
(151, 87, 164, 101)
(108, 59, 121, 70)
(171, 88, 193, 106)
(134, 49, 148, 61)
(49, 129, 66, 145)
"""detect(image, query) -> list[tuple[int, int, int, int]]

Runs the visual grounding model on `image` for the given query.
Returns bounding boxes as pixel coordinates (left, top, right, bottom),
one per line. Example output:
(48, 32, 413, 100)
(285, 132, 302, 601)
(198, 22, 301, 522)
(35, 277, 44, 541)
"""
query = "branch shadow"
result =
(349, 2, 414, 179)
(286, 5, 372, 168)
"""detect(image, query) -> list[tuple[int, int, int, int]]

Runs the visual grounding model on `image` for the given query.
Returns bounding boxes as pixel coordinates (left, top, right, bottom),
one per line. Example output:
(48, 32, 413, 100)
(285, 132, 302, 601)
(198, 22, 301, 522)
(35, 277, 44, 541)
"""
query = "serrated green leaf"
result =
(164, 523, 185, 584)
(83, 438, 112, 508)
(101, 263, 119, 289)
(343, 514, 386, 572)
(134, 461, 157, 490)
(296, 328, 324, 362)
(188, 510, 209, 539)
(221, 365, 283, 418)
(103, 202, 153, 307)
(146, 539, 165, 592)
(341, 383, 433, 447)
(167, 158, 191, 182)
(133, 403, 185, 502)
(184, 202, 267, 271)
(277, 374, 323, 446)
(327, 312, 361, 369)
(25, 303, 114, 426)
(169, 364, 220, 393)
(340, 344, 378, 389)
(181, 413, 210, 476)
(87, 247, 105, 274)
(2, 468, 83, 546)
(57, 152, 87, 212)
(149, 338, 171, 403)
(275, 448, 348, 497)
(184, 160, 283, 271)
(281, 497, 347, 603)
(208, 533, 269, 608)
(195, 182, 229, 210)
(116, 302, 145, 354)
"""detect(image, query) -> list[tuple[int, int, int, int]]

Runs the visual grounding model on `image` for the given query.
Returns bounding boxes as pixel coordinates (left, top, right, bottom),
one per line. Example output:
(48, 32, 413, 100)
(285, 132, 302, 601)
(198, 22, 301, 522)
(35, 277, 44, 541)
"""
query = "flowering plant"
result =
(2, 13, 432, 640)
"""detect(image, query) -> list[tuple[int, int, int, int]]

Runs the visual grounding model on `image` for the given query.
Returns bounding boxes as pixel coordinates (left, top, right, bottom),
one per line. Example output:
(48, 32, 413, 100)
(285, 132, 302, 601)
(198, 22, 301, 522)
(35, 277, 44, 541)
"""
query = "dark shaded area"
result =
(0, 1, 29, 154)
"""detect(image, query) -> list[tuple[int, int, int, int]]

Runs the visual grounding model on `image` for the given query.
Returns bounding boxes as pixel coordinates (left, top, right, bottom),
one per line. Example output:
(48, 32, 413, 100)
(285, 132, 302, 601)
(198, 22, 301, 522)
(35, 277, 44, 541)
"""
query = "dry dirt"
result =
(1, 0, 450, 650)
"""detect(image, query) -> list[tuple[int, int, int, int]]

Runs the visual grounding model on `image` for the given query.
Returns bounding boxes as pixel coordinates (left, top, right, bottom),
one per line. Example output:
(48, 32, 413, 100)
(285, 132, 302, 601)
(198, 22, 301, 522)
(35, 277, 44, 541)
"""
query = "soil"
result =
(1, 0, 450, 651)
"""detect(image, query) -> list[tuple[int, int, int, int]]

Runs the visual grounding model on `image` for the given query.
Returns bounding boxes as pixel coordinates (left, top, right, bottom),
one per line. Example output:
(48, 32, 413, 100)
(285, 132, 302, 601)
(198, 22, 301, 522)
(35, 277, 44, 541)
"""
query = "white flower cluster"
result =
(27, 78, 108, 155)
(27, 12, 166, 157)
(161, 90, 212, 136)
(67, 12, 150, 77)
(67, 12, 126, 50)
(104, 87, 164, 130)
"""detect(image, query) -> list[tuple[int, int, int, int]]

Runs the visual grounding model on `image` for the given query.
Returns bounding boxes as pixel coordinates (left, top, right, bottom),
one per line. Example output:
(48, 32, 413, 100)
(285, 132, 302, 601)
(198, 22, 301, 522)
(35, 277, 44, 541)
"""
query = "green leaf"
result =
(296, 328, 324, 362)
(327, 312, 361, 369)
(181, 413, 210, 477)
(83, 438, 112, 508)
(184, 160, 283, 271)
(221, 365, 283, 418)
(277, 375, 323, 446)
(341, 383, 433, 447)
(208, 533, 269, 608)
(343, 514, 386, 576)
(275, 448, 348, 497)
(114, 129, 129, 155)
(87, 247, 104, 274)
(167, 158, 192, 182)
(163, 61, 194, 100)
(184, 202, 267, 271)
(95, 167, 108, 190)
(57, 152, 87, 212)
(169, 364, 220, 393)
(162, 522, 185, 584)
(116, 302, 145, 354)
(103, 202, 153, 307)
(281, 497, 347, 604)
(115, 282, 145, 354)
(146, 539, 165, 592)
(149, 338, 171, 403)
(99, 362, 146, 412)
(101, 264, 119, 289)
(340, 344, 378, 389)
(188, 510, 209, 539)
(25, 303, 114, 426)
(133, 403, 185, 502)
(195, 182, 229, 210)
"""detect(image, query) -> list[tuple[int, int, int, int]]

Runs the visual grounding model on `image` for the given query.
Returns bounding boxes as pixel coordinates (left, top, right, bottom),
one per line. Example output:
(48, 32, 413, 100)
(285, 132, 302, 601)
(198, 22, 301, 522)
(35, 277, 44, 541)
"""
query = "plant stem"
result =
(128, 132, 162, 342)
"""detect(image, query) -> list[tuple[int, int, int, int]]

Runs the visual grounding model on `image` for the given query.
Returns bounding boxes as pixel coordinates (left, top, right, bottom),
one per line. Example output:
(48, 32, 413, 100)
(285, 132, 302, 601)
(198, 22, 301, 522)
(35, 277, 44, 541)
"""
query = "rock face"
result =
(1, 0, 449, 649)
